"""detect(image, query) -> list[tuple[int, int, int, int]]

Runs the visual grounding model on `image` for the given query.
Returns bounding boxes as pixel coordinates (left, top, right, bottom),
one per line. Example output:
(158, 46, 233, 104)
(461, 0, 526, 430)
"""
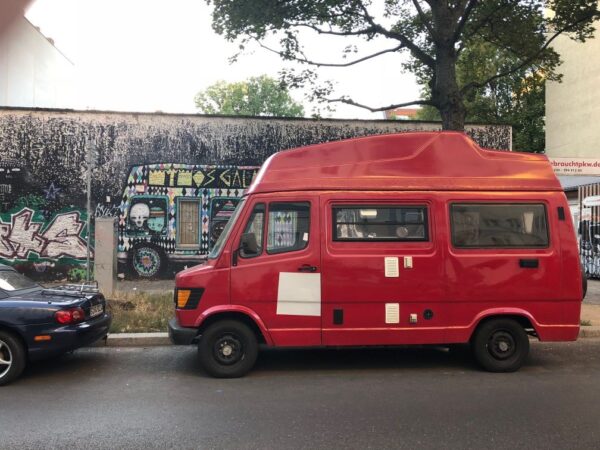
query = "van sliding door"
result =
(320, 192, 446, 346)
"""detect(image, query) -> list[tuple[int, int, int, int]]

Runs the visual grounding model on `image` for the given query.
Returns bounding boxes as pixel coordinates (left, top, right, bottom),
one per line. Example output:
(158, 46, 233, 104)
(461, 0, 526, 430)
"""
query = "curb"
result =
(93, 327, 600, 348)
(92, 332, 171, 347)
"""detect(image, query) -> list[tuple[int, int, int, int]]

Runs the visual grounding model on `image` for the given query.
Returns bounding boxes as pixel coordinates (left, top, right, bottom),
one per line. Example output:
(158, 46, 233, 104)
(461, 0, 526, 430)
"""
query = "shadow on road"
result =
(16, 339, 584, 384)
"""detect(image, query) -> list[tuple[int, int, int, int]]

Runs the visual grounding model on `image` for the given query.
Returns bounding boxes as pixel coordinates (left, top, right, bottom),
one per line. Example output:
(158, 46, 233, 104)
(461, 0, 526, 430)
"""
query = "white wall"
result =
(0, 16, 74, 108)
(546, 19, 600, 158)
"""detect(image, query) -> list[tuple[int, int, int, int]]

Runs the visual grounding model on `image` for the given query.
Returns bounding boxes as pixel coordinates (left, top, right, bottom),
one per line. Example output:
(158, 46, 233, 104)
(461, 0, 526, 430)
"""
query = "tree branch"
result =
(411, 0, 436, 39)
(257, 40, 404, 67)
(294, 23, 378, 37)
(461, 13, 599, 94)
(326, 97, 435, 113)
(457, 1, 510, 54)
(356, 0, 436, 68)
(453, 0, 478, 43)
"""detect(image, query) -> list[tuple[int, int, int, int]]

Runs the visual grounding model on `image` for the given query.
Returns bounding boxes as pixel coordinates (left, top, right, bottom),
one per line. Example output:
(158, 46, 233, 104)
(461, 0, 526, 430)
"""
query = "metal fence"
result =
(579, 183, 600, 278)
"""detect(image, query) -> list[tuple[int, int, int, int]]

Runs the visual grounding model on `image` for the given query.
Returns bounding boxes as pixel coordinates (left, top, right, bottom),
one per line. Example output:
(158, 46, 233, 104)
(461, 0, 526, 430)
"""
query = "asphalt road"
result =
(2, 341, 600, 450)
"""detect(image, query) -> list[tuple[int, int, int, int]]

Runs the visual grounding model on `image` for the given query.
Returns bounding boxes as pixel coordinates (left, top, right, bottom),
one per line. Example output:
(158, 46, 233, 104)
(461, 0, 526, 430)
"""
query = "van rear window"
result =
(333, 206, 428, 241)
(451, 204, 549, 248)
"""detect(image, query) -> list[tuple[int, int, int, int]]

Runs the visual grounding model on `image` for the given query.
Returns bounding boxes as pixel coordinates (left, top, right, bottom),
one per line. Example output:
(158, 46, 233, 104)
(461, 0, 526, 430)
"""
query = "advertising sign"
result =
(583, 196, 600, 208)
(550, 157, 600, 175)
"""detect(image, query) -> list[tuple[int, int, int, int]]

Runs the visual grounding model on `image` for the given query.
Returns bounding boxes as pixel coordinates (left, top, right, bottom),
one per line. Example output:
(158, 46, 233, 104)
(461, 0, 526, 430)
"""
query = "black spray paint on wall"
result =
(0, 107, 512, 279)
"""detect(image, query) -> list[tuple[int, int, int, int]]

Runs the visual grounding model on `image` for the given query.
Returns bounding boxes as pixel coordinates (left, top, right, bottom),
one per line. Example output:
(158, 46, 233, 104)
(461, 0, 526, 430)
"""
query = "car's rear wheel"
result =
(0, 331, 26, 386)
(472, 318, 529, 372)
(197, 320, 258, 378)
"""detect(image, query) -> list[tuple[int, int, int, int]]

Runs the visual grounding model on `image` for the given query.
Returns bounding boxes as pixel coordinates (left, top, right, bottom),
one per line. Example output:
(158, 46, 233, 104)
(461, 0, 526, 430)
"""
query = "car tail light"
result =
(55, 307, 85, 325)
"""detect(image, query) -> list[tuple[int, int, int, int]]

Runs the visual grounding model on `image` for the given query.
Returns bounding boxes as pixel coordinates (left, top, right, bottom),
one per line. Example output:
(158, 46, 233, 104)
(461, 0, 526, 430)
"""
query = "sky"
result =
(25, 0, 420, 119)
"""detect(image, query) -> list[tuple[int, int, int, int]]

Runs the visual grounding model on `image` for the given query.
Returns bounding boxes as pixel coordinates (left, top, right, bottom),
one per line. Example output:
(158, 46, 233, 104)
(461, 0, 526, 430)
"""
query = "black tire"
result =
(0, 330, 27, 386)
(128, 244, 166, 279)
(472, 318, 529, 372)
(197, 320, 258, 378)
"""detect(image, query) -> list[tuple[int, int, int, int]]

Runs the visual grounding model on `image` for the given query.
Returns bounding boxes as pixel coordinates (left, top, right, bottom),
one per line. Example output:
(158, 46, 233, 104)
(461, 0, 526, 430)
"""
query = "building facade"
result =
(0, 16, 74, 108)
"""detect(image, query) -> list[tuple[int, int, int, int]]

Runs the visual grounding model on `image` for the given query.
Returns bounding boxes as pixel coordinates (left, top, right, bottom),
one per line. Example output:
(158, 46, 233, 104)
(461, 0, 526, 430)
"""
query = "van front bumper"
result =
(168, 317, 198, 345)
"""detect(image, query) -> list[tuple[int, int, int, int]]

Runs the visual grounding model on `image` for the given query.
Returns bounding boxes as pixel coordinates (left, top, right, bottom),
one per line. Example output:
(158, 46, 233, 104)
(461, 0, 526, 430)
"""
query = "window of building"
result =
(333, 206, 428, 241)
(451, 203, 549, 248)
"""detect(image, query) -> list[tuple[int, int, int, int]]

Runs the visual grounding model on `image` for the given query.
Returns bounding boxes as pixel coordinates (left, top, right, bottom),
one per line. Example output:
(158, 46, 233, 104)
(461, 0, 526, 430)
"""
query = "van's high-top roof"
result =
(247, 132, 561, 194)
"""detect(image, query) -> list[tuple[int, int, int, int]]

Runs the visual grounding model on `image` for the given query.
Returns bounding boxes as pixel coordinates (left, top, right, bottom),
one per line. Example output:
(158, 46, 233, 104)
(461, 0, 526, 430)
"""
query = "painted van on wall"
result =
(169, 132, 584, 376)
(117, 163, 258, 278)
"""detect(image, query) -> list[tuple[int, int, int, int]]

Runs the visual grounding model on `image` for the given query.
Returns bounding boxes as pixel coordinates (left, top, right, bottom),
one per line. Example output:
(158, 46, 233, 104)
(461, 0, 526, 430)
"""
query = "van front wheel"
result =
(472, 318, 529, 372)
(197, 320, 258, 378)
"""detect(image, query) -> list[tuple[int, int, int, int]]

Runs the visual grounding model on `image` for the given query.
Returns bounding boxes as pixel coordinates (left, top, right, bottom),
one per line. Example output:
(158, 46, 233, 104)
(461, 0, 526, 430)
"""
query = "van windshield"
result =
(208, 198, 246, 260)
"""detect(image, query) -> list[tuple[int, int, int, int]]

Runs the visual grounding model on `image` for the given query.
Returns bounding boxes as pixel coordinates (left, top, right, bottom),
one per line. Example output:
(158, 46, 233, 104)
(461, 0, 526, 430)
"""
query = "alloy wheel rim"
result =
(0, 340, 13, 379)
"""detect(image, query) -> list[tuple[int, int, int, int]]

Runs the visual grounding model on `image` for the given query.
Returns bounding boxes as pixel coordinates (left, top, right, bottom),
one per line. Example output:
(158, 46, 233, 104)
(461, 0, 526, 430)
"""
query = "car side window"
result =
(267, 202, 310, 254)
(451, 203, 549, 248)
(333, 205, 428, 241)
(240, 203, 265, 258)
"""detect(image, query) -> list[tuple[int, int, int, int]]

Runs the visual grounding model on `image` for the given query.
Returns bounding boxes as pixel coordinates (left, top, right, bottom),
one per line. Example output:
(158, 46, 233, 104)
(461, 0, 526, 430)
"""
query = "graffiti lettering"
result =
(94, 204, 120, 218)
(0, 208, 90, 259)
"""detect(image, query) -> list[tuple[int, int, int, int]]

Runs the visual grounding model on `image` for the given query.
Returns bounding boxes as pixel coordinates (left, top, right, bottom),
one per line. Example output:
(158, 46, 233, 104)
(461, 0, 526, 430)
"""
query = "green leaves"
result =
(205, 0, 599, 130)
(194, 75, 305, 117)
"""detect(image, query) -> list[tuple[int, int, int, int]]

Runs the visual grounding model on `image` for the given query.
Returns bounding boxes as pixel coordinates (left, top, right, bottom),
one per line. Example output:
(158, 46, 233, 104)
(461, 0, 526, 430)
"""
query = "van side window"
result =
(333, 206, 428, 241)
(240, 203, 265, 258)
(451, 204, 549, 248)
(267, 202, 310, 254)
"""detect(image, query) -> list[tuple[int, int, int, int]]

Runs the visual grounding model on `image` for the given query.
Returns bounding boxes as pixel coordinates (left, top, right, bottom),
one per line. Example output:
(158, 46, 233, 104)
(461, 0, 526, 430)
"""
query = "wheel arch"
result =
(196, 307, 273, 346)
(0, 323, 28, 350)
(469, 310, 538, 341)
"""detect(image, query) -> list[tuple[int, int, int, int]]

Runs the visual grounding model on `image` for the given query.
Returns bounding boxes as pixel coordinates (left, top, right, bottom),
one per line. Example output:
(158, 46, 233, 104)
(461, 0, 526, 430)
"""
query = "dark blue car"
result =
(0, 264, 111, 385)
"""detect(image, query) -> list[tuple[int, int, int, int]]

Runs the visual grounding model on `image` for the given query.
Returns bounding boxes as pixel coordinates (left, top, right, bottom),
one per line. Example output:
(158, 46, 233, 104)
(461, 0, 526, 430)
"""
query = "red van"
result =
(168, 132, 583, 377)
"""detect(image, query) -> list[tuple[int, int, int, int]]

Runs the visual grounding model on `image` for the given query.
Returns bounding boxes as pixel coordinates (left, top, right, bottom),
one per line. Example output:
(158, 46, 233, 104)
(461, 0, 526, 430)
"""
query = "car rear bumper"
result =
(26, 313, 112, 361)
(168, 317, 197, 345)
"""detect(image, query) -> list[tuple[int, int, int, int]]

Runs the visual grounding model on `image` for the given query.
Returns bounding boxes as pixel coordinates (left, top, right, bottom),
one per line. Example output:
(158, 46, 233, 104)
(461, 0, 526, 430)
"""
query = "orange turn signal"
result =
(177, 289, 191, 308)
(34, 335, 52, 342)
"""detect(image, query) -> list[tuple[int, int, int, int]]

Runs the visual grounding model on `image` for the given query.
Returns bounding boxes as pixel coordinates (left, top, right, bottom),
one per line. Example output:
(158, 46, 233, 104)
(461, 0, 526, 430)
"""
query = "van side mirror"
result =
(240, 233, 259, 255)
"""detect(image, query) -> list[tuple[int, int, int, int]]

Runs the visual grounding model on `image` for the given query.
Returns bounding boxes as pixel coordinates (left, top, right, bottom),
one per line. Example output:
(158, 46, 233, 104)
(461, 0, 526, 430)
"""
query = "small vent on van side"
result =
(333, 309, 344, 325)
(558, 207, 565, 221)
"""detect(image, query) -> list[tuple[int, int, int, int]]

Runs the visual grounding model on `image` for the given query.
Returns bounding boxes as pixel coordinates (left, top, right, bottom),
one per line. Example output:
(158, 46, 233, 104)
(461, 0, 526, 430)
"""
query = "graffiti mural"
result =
(118, 163, 257, 277)
(0, 107, 512, 279)
(0, 208, 88, 259)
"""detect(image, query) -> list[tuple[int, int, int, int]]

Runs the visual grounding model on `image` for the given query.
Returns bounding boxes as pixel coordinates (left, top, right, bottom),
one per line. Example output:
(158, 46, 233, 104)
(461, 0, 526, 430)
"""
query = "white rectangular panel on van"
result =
(277, 272, 321, 317)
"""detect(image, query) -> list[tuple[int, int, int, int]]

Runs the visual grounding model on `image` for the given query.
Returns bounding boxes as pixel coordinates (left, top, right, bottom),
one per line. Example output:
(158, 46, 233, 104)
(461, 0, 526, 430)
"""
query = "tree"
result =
(417, 40, 546, 152)
(206, 0, 599, 131)
(195, 75, 304, 117)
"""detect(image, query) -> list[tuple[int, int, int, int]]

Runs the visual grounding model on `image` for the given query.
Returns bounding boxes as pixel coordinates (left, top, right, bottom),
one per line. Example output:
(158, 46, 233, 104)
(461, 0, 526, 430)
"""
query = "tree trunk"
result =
(433, 47, 466, 131)
(430, 5, 467, 132)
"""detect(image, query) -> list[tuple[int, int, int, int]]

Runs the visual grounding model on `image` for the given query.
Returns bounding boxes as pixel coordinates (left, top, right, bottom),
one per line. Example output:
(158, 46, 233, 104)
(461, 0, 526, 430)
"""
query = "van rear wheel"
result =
(197, 320, 258, 378)
(472, 318, 529, 372)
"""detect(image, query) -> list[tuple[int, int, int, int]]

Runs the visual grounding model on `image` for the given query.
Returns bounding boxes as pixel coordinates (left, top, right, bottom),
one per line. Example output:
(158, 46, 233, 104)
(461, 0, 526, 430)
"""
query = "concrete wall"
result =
(546, 19, 600, 158)
(0, 17, 75, 108)
(0, 107, 511, 279)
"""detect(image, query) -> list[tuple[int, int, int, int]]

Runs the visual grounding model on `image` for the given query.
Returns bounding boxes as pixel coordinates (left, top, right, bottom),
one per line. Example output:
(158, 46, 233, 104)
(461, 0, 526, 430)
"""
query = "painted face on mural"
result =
(130, 203, 150, 229)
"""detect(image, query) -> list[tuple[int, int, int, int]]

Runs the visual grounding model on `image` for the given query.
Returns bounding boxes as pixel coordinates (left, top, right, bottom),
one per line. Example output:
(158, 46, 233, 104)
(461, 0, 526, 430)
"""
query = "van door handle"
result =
(519, 259, 539, 269)
(298, 264, 317, 273)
